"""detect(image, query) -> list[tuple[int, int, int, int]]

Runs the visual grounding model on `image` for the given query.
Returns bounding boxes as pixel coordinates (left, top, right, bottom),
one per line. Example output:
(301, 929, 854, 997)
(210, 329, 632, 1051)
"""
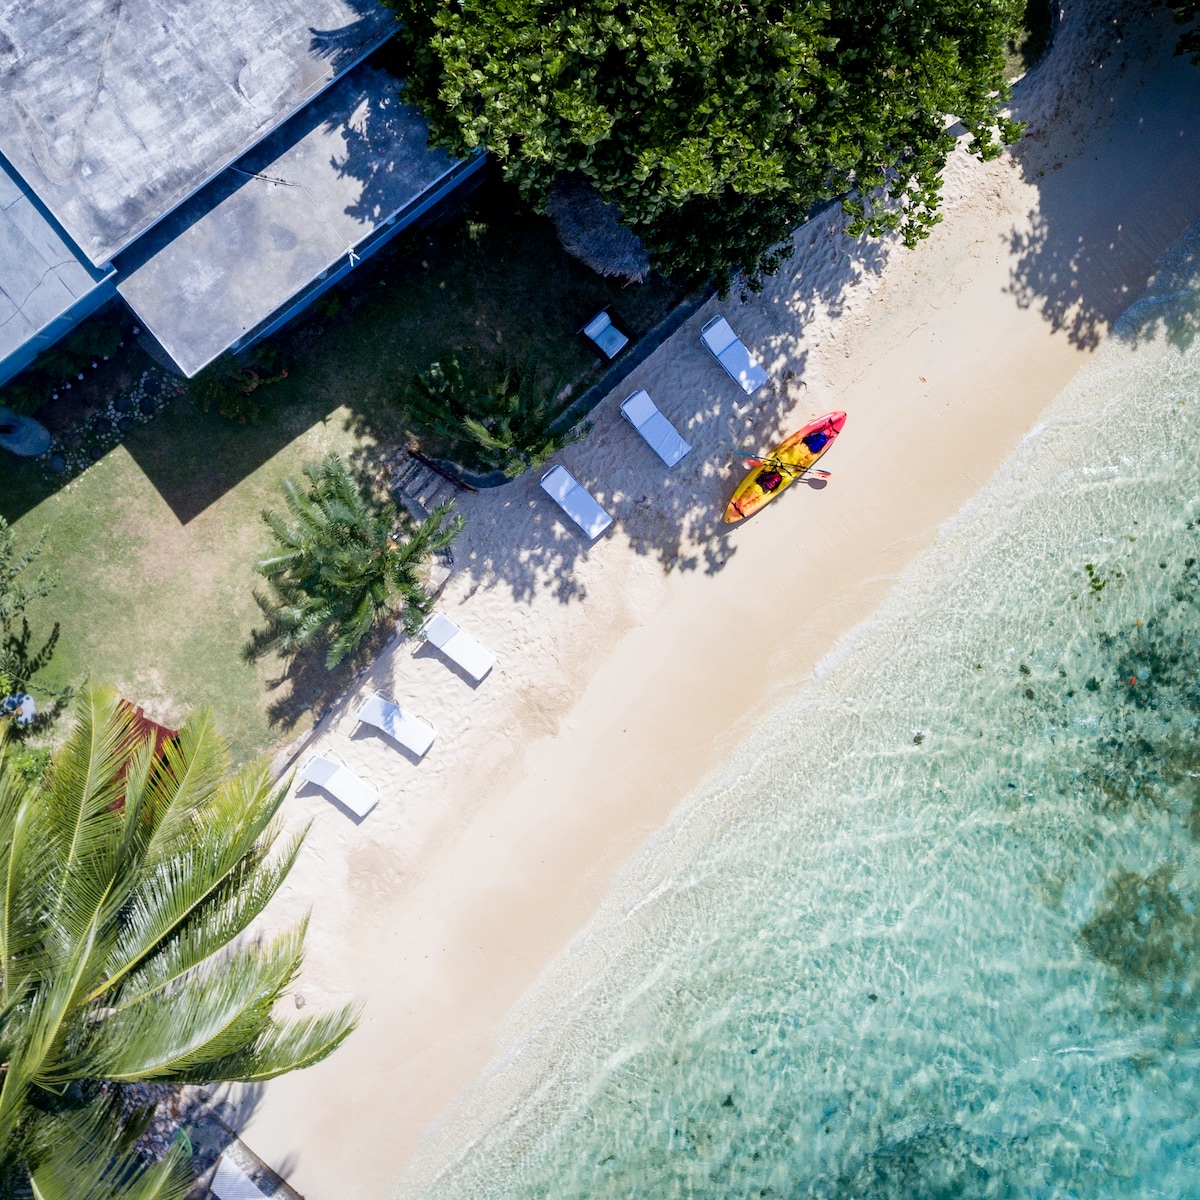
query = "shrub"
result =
(190, 344, 288, 424)
(404, 355, 590, 477)
(246, 454, 465, 668)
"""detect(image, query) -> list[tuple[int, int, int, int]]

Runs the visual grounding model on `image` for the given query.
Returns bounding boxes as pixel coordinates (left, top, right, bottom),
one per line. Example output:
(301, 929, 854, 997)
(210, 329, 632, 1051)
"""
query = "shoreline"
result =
(233, 7, 1200, 1198)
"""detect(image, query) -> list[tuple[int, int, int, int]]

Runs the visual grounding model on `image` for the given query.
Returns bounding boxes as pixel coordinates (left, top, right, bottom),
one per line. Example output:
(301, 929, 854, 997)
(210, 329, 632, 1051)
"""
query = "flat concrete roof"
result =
(116, 64, 465, 376)
(0, 154, 113, 369)
(0, 0, 396, 267)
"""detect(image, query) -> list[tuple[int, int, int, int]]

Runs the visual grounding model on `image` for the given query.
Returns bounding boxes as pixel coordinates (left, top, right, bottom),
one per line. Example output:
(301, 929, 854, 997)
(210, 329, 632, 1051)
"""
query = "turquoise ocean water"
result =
(406, 224, 1200, 1200)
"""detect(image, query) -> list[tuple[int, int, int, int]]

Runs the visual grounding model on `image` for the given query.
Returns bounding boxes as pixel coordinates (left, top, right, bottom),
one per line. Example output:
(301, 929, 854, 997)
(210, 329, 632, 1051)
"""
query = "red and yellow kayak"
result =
(724, 411, 846, 523)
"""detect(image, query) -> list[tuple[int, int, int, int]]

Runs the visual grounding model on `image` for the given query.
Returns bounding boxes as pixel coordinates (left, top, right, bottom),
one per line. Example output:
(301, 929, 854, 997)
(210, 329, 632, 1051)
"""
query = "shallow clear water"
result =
(408, 225, 1200, 1200)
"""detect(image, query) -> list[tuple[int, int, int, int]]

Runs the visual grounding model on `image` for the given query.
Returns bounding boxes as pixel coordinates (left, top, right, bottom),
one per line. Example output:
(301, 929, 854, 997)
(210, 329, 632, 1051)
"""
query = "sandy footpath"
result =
(233, 6, 1200, 1198)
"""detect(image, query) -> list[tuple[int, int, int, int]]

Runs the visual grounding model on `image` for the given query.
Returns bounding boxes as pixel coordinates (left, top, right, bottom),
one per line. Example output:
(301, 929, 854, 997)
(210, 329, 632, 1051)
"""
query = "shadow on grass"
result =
(115, 172, 683, 526)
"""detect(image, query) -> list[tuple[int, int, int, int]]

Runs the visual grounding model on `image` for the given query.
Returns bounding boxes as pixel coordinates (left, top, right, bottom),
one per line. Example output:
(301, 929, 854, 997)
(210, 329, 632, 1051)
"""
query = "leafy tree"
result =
(405, 356, 590, 478)
(0, 685, 357, 1198)
(1167, 0, 1200, 63)
(247, 454, 464, 668)
(388, 0, 1024, 291)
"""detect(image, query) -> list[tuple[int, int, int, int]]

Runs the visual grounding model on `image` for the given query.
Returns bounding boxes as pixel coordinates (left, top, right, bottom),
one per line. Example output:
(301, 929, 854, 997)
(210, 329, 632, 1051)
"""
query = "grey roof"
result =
(116, 64, 465, 377)
(0, 0, 397, 268)
(0, 155, 112, 368)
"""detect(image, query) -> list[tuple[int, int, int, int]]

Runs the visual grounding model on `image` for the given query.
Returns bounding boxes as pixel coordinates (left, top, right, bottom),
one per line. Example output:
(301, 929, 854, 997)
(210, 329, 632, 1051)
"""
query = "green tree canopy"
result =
(404, 356, 590, 478)
(389, 0, 1024, 291)
(1168, 0, 1200, 62)
(247, 454, 464, 668)
(0, 685, 357, 1198)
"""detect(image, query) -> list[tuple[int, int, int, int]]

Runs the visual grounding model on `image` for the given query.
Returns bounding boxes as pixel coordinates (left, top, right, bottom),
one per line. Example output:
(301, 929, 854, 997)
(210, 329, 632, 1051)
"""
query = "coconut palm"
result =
(0, 685, 358, 1198)
(461, 357, 590, 479)
(404, 356, 589, 478)
(247, 454, 464, 669)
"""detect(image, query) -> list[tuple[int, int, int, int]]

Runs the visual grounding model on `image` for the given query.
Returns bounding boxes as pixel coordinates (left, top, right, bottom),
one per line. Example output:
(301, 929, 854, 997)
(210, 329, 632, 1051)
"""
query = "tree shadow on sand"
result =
(256, 608, 397, 737)
(418, 195, 904, 607)
(1003, 5, 1200, 353)
(440, 348, 809, 606)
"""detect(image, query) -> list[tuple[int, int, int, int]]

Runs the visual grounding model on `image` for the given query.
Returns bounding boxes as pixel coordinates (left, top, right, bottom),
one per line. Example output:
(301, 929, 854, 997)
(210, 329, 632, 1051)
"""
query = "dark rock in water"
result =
(47, 454, 66, 473)
(139, 397, 158, 416)
(89, 444, 104, 460)
(117, 416, 133, 434)
(114, 394, 133, 413)
(94, 417, 113, 435)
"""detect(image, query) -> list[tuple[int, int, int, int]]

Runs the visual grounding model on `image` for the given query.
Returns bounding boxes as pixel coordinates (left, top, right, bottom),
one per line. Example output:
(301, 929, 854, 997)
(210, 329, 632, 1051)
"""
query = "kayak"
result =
(724, 411, 846, 523)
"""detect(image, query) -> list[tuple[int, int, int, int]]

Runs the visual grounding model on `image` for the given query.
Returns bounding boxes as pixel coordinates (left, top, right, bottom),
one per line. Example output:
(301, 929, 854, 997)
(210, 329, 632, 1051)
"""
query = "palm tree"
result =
(247, 454, 464, 669)
(461, 357, 591, 479)
(404, 356, 590, 478)
(0, 685, 358, 1198)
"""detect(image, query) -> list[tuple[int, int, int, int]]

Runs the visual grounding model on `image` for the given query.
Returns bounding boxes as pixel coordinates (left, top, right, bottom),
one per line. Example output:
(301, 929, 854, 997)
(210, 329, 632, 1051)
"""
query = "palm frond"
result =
(93, 926, 313, 1081)
(173, 1003, 360, 1084)
(249, 454, 464, 668)
(25, 1098, 191, 1200)
(107, 829, 306, 1016)
(0, 690, 349, 1193)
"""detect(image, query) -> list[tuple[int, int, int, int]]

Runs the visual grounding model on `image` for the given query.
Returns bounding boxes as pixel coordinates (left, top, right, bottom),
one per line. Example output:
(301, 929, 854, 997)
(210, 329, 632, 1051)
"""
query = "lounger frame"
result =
(578, 305, 632, 361)
(700, 315, 770, 395)
(355, 689, 436, 757)
(619, 389, 692, 468)
(540, 465, 614, 539)
(210, 1157, 269, 1200)
(298, 750, 379, 819)
(423, 612, 496, 682)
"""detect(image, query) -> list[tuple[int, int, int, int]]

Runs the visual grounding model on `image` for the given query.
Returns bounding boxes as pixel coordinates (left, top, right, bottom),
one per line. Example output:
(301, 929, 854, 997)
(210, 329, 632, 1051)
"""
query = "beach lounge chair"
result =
(355, 691, 435, 757)
(299, 753, 379, 819)
(619, 389, 692, 468)
(423, 612, 496, 682)
(540, 465, 614, 539)
(580, 308, 630, 360)
(210, 1157, 268, 1200)
(700, 315, 770, 395)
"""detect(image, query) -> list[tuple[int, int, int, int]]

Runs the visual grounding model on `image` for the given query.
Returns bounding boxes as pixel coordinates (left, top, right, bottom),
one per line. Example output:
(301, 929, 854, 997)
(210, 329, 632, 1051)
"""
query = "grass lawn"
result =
(3, 178, 684, 765)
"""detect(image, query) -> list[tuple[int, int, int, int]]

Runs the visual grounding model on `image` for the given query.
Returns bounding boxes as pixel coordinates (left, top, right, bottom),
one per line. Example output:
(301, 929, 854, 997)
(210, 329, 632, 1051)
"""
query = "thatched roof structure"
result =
(546, 176, 651, 283)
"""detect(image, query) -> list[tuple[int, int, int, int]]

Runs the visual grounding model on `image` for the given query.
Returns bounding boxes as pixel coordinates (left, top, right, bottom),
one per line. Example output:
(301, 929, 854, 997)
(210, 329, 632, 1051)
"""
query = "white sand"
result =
(234, 5, 1200, 1196)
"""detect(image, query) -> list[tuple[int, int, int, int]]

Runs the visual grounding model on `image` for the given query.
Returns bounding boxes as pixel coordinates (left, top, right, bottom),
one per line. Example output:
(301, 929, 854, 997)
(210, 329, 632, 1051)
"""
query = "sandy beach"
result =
(232, 5, 1200, 1197)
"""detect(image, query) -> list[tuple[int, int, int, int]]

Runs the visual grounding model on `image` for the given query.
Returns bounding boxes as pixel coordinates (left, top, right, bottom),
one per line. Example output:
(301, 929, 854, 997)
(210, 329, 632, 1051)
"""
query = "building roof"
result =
(116, 63, 468, 377)
(0, 0, 396, 268)
(0, 154, 113, 370)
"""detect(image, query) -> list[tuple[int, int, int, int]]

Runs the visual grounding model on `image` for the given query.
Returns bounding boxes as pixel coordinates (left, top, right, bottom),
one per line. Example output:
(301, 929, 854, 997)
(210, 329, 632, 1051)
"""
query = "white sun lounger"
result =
(582, 310, 629, 359)
(700, 315, 769, 395)
(423, 612, 496, 682)
(619, 389, 692, 467)
(540, 465, 613, 539)
(355, 692, 436, 757)
(211, 1158, 268, 1200)
(299, 753, 379, 819)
